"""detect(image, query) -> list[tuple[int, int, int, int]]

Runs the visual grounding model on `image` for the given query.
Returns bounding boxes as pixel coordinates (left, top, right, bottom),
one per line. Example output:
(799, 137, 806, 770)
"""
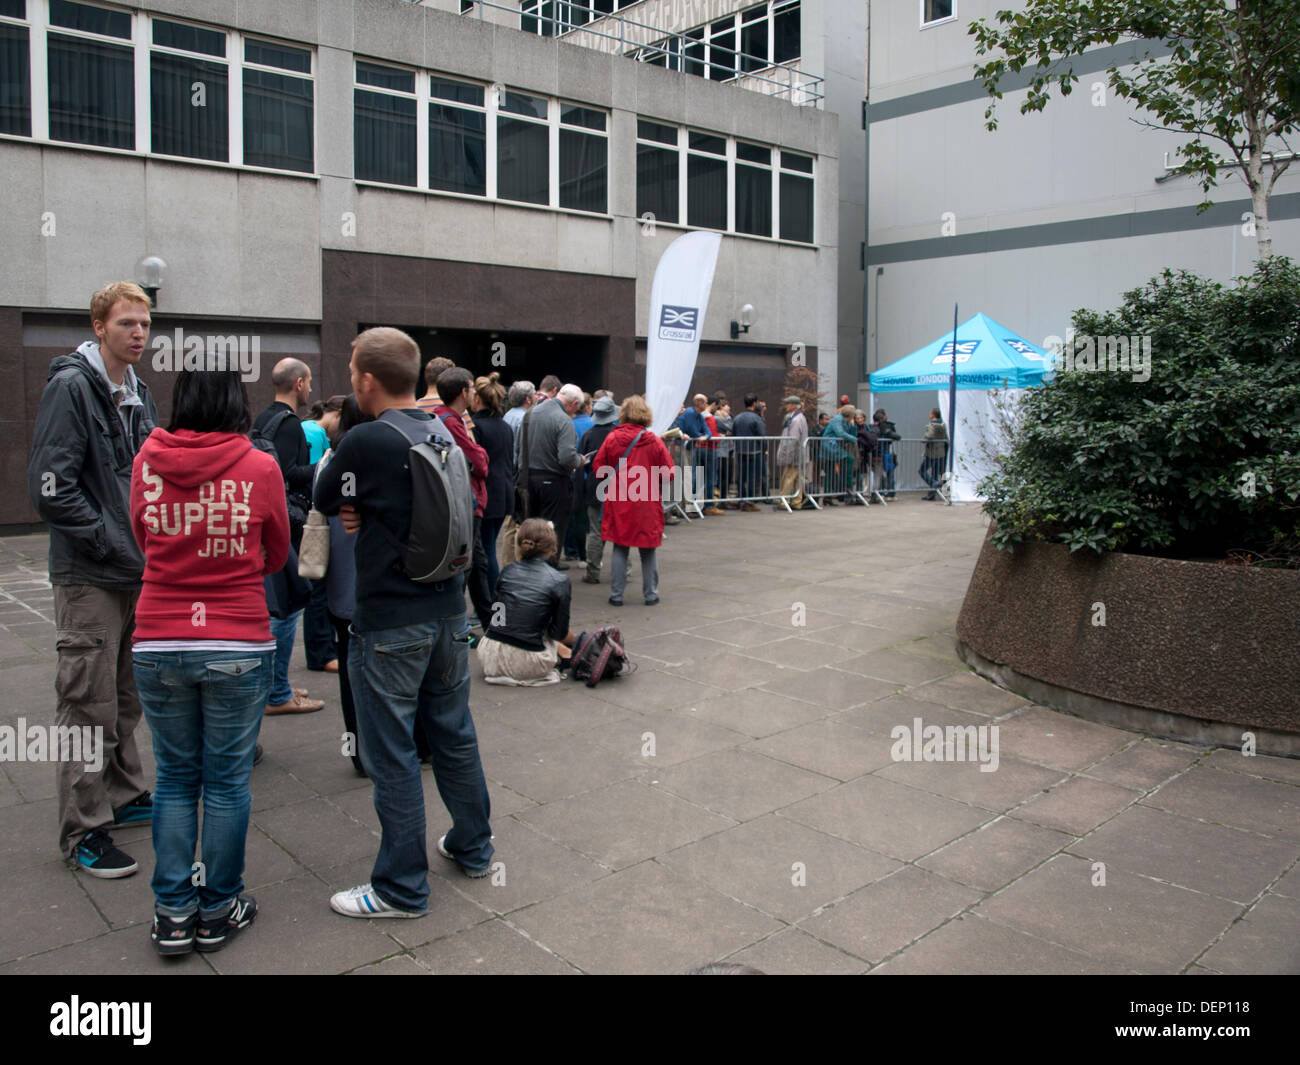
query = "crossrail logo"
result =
(931, 340, 980, 364)
(49, 997, 151, 1045)
(658, 305, 699, 342)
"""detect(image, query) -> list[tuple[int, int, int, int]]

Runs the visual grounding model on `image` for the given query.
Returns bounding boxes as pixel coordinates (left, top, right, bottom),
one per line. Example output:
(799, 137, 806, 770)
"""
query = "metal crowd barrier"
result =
(801, 436, 870, 507)
(668, 435, 804, 513)
(870, 438, 951, 503)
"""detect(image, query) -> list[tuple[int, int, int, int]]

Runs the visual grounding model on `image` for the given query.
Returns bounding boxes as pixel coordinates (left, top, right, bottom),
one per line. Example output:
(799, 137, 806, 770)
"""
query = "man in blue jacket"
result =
(678, 393, 715, 510)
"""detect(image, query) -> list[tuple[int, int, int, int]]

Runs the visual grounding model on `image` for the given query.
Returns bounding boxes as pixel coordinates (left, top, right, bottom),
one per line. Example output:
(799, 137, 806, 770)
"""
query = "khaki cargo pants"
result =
(54, 583, 147, 858)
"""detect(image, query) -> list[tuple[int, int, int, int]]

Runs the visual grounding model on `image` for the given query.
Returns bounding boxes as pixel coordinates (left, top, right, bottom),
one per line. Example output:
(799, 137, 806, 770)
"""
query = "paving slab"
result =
(1143, 767, 1300, 842)
(1013, 776, 1143, 836)
(746, 717, 896, 781)
(410, 918, 581, 974)
(918, 817, 1073, 893)
(872, 912, 1118, 975)
(1196, 894, 1300, 975)
(652, 747, 837, 821)
(723, 927, 869, 975)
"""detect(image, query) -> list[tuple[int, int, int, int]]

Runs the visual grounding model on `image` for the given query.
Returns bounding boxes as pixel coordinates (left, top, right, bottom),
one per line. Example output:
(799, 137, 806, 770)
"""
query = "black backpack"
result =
(373, 410, 475, 584)
(250, 409, 310, 529)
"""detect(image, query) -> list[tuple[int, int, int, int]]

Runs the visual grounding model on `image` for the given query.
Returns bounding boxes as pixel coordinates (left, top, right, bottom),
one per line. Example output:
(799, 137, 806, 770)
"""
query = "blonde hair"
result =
(619, 394, 653, 427)
(90, 282, 150, 326)
(516, 518, 557, 560)
(353, 327, 420, 396)
(474, 371, 506, 415)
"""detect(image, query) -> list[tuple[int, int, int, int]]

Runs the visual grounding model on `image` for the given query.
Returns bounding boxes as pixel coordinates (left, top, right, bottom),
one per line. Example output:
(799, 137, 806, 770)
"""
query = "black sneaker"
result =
(74, 828, 138, 879)
(151, 911, 198, 957)
(112, 791, 153, 826)
(196, 895, 258, 953)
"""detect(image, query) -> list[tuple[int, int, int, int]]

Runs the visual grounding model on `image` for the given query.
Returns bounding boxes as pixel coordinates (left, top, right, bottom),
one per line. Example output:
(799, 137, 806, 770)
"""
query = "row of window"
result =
(520, 0, 801, 84)
(0, 0, 314, 170)
(0, 0, 814, 242)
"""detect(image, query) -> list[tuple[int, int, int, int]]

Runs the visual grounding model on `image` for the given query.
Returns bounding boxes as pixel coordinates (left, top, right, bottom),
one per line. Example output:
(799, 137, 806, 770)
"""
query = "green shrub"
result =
(980, 257, 1300, 566)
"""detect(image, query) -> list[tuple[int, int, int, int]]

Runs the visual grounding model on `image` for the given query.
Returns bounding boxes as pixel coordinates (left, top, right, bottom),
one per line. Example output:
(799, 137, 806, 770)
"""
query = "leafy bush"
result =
(980, 256, 1300, 566)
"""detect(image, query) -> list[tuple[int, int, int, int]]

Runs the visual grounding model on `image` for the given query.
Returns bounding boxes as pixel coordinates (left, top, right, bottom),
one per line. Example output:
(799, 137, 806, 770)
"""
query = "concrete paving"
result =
(1, 500, 1296, 974)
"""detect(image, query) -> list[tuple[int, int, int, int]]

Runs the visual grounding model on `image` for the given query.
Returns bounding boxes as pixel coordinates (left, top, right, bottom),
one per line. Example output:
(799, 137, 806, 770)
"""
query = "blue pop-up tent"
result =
(868, 312, 1052, 393)
(868, 313, 1051, 501)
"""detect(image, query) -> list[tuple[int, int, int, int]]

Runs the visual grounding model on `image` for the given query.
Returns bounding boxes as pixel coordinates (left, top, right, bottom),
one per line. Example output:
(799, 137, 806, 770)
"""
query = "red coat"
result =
(595, 424, 674, 549)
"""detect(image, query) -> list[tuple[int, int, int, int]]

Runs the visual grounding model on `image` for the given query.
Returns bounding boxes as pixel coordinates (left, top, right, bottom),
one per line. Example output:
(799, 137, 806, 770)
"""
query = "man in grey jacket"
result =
(516, 383, 583, 569)
(28, 282, 159, 878)
(775, 395, 809, 510)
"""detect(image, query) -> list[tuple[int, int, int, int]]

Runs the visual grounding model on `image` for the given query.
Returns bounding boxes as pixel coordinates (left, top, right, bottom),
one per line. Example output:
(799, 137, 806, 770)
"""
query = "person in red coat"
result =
(593, 395, 674, 606)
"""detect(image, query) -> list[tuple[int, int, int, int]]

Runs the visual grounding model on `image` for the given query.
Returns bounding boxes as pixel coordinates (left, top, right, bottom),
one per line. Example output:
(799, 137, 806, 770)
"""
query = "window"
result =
(47, 0, 134, 149)
(921, 0, 955, 26)
(734, 142, 771, 237)
(497, 89, 548, 205)
(740, 7, 768, 73)
(773, 0, 800, 63)
(779, 150, 813, 243)
(354, 60, 416, 186)
(429, 76, 485, 196)
(559, 103, 606, 213)
(636, 119, 678, 224)
(655, 2, 801, 82)
(150, 18, 228, 161)
(687, 131, 726, 231)
(0, 1, 29, 137)
(707, 17, 736, 81)
(244, 39, 313, 172)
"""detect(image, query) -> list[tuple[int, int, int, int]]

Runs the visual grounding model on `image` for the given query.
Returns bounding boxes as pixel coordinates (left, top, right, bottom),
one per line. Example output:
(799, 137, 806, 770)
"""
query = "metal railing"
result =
(869, 439, 951, 502)
(464, 0, 825, 105)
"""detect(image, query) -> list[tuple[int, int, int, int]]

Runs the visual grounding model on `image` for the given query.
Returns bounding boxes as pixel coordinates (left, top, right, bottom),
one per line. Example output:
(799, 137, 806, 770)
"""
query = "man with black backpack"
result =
(252, 359, 324, 715)
(314, 327, 493, 918)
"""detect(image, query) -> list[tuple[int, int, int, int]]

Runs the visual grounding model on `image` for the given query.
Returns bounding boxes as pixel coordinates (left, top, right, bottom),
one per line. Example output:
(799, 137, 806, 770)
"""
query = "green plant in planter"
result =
(980, 257, 1300, 566)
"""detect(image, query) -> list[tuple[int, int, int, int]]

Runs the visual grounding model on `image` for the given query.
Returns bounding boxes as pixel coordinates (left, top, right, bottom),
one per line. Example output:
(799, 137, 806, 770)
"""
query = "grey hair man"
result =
(516, 383, 584, 569)
(499, 379, 537, 567)
(503, 379, 536, 440)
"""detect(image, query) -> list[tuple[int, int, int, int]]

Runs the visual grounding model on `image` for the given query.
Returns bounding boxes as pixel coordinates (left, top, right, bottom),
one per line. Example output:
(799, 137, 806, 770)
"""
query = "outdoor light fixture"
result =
(730, 303, 756, 339)
(135, 255, 166, 307)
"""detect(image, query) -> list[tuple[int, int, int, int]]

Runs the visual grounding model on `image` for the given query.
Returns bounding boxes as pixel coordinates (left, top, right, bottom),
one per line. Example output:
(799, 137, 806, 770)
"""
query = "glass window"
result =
(740, 8, 768, 73)
(0, 1, 25, 17)
(636, 143, 677, 224)
(736, 141, 770, 164)
(923, 0, 954, 25)
(735, 163, 771, 237)
(48, 32, 134, 148)
(683, 27, 705, 77)
(689, 131, 726, 155)
(246, 38, 311, 74)
(773, 0, 800, 63)
(355, 88, 416, 185)
(560, 103, 604, 131)
(497, 116, 548, 205)
(0, 21, 30, 136)
(431, 76, 483, 106)
(356, 61, 414, 93)
(708, 17, 736, 81)
(50, 0, 130, 38)
(780, 150, 813, 173)
(151, 41, 228, 161)
(637, 118, 676, 145)
(501, 90, 547, 119)
(560, 126, 606, 213)
(244, 68, 312, 171)
(153, 18, 225, 57)
(429, 103, 485, 195)
(687, 152, 726, 230)
(779, 171, 812, 242)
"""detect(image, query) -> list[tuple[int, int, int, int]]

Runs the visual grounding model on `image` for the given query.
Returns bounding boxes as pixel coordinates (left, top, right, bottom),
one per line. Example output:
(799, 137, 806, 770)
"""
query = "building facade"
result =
(0, 0, 838, 526)
(865, 0, 1300, 431)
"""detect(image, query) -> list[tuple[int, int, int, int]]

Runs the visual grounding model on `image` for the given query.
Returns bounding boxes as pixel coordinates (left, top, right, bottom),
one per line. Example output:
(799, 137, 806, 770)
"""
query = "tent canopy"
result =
(869, 312, 1052, 393)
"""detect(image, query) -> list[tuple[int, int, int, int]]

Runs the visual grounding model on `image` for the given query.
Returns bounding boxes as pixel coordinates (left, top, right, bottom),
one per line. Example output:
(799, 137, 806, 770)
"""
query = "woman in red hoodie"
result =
(593, 395, 674, 606)
(129, 369, 290, 957)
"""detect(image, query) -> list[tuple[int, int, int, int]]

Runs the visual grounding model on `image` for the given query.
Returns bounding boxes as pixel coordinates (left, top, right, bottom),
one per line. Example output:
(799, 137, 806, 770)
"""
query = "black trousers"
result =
(528, 470, 573, 559)
(468, 513, 493, 626)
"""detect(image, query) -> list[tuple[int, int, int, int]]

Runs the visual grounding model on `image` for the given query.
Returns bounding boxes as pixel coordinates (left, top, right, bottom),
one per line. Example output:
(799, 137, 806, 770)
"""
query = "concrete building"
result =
(0, 0, 838, 526)
(864, 0, 1300, 432)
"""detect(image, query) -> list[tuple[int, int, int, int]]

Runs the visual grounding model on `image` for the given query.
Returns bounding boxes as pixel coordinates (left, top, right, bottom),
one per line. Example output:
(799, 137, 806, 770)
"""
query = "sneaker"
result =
(265, 694, 324, 715)
(644, 597, 660, 606)
(437, 835, 491, 879)
(582, 574, 600, 584)
(329, 883, 424, 919)
(112, 790, 153, 826)
(151, 910, 198, 957)
(608, 597, 623, 607)
(196, 895, 258, 952)
(74, 828, 138, 879)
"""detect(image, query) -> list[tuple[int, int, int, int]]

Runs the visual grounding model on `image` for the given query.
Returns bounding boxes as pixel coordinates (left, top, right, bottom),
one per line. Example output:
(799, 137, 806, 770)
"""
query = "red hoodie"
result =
(130, 429, 290, 642)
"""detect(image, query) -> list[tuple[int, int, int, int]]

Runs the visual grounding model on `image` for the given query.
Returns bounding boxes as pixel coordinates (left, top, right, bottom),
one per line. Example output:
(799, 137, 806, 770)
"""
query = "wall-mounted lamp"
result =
(135, 255, 167, 307)
(729, 302, 756, 339)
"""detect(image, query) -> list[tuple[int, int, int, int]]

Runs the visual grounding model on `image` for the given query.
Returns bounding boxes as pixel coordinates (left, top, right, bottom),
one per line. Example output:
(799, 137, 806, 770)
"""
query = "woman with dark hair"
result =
(469, 372, 514, 595)
(320, 395, 372, 774)
(476, 518, 574, 685)
(129, 369, 291, 957)
(302, 395, 345, 464)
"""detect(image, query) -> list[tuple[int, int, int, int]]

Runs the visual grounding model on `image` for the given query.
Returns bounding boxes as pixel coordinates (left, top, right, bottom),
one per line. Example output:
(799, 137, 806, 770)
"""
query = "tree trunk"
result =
(1252, 178, 1273, 260)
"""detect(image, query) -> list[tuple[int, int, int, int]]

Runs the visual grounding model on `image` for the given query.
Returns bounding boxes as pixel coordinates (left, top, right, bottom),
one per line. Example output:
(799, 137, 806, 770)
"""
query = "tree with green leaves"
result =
(971, 0, 1300, 258)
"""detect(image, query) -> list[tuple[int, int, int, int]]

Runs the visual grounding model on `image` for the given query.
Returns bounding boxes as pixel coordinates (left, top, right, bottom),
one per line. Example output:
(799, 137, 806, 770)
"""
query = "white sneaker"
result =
(437, 834, 492, 878)
(329, 883, 424, 919)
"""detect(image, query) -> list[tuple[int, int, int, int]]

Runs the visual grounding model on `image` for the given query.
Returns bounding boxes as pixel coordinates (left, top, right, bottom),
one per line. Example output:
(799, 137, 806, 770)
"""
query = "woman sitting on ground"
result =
(477, 518, 575, 686)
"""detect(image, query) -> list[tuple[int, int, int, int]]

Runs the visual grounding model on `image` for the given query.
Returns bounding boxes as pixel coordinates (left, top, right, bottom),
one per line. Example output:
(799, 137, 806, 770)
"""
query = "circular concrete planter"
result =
(956, 530, 1300, 757)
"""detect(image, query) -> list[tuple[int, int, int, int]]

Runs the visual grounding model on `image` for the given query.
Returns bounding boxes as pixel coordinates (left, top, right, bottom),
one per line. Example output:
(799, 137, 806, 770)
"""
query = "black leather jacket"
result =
(487, 556, 571, 651)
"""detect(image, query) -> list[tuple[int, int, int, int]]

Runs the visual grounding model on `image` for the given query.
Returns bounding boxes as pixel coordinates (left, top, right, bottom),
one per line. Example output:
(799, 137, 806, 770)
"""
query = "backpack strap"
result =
(256, 408, 296, 471)
(616, 429, 646, 469)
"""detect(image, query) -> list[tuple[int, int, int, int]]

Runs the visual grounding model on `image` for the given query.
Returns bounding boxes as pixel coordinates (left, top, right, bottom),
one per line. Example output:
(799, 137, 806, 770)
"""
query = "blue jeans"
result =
(304, 578, 338, 669)
(693, 449, 717, 502)
(481, 516, 504, 595)
(268, 610, 301, 705)
(133, 649, 271, 919)
(349, 614, 492, 911)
